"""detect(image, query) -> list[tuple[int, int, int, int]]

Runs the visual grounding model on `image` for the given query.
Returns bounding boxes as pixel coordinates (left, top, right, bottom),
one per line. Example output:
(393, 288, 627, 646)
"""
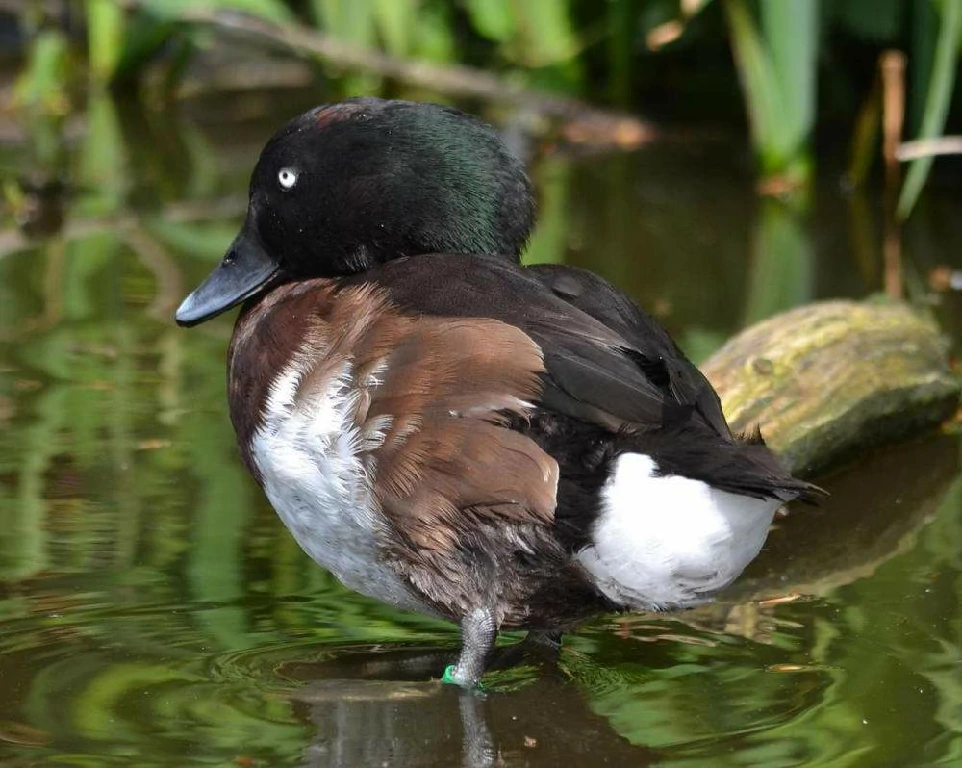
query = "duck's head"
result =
(175, 98, 534, 326)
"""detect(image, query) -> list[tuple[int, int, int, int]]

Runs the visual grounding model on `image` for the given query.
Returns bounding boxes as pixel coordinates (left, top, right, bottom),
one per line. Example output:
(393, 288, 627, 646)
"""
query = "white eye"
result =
(278, 167, 298, 190)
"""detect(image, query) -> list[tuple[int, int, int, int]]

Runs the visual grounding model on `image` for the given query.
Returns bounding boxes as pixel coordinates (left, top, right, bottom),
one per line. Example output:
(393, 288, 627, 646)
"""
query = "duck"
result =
(175, 97, 822, 689)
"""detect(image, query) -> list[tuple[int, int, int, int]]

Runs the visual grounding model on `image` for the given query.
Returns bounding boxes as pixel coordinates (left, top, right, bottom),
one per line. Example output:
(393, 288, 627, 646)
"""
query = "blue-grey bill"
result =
(175, 233, 279, 327)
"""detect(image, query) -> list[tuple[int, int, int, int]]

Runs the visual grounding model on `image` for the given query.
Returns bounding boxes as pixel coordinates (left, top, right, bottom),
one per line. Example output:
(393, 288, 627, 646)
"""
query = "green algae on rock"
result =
(702, 299, 961, 478)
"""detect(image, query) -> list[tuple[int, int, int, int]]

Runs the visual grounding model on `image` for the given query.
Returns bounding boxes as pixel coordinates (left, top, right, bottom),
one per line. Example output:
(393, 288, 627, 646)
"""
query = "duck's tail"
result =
(610, 423, 826, 506)
(736, 425, 826, 504)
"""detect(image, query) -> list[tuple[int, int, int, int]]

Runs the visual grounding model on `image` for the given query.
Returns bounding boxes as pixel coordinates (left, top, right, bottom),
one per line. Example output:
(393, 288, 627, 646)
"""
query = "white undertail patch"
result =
(576, 453, 780, 610)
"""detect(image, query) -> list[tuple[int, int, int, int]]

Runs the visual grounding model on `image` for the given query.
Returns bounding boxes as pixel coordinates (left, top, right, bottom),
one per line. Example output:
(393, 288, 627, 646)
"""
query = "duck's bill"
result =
(175, 230, 280, 327)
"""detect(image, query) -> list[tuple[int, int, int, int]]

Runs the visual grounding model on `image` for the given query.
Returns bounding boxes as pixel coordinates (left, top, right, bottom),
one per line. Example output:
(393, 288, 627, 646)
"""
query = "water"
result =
(1, 88, 962, 767)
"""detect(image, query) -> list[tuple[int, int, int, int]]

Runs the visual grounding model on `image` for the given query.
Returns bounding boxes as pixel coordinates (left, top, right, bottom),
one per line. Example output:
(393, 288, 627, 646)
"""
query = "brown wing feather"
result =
(348, 303, 559, 552)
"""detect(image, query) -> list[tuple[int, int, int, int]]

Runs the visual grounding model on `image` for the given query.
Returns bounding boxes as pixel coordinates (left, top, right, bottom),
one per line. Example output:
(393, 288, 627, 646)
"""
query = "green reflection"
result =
(744, 199, 815, 325)
(0, 90, 960, 767)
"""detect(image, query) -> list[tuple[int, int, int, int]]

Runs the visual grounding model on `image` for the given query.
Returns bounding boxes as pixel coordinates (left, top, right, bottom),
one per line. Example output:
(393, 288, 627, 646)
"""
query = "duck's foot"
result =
(482, 629, 563, 674)
(442, 607, 497, 689)
(522, 630, 563, 654)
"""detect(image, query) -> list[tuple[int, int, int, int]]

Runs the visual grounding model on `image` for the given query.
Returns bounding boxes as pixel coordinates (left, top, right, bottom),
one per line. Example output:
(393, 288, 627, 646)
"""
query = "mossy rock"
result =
(701, 299, 961, 478)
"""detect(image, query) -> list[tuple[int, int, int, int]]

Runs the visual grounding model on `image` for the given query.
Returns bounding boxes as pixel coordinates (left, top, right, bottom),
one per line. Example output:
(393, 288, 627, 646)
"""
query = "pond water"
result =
(2, 86, 962, 767)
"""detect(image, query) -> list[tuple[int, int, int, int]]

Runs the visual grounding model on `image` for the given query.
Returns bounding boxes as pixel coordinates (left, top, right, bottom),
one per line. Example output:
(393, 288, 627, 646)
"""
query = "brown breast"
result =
(227, 278, 560, 555)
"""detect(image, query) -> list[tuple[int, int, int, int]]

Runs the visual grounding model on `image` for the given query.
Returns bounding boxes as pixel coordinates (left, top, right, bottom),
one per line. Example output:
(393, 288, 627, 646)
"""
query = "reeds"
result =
(10, 0, 962, 214)
(724, 0, 818, 192)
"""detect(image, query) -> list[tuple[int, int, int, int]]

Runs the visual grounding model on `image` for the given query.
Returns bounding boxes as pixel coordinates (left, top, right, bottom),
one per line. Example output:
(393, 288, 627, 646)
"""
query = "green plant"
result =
(723, 0, 819, 191)
(898, 0, 962, 219)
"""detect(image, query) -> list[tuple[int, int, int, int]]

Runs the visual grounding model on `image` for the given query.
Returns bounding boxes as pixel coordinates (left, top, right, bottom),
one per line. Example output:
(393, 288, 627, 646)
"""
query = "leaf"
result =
(13, 30, 70, 113)
(411, 2, 456, 63)
(514, 0, 578, 66)
(724, 0, 817, 182)
(310, 0, 373, 42)
(898, 0, 962, 219)
(724, 0, 781, 165)
(110, 13, 181, 85)
(760, 0, 818, 161)
(463, 0, 517, 42)
(374, 0, 418, 56)
(88, 0, 125, 82)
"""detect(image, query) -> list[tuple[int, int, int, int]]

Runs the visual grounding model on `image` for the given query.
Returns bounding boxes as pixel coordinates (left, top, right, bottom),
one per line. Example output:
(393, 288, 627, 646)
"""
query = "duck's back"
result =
(526, 263, 733, 439)
(344, 256, 814, 499)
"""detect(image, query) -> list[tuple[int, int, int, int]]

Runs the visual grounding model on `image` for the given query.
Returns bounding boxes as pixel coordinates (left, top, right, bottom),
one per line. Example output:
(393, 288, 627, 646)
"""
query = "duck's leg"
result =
(443, 607, 497, 688)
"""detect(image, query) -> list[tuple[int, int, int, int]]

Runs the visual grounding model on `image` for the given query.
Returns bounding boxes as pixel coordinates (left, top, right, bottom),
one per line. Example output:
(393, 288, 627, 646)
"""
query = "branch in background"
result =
(121, 2, 656, 148)
(880, 50, 905, 299)
(0, 195, 246, 261)
(880, 51, 905, 193)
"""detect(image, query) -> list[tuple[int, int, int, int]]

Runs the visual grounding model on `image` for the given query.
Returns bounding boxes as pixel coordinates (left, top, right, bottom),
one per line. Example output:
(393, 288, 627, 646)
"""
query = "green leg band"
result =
(441, 664, 459, 684)
(441, 664, 485, 691)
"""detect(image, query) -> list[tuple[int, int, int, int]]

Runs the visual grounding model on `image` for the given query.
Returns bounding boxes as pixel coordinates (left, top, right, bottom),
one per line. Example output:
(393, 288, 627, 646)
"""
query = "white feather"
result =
(251, 359, 430, 614)
(576, 453, 779, 609)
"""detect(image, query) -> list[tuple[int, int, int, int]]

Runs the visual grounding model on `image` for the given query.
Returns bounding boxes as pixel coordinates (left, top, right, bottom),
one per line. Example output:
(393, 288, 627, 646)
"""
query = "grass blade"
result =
(725, 0, 817, 184)
(724, 0, 779, 163)
(87, 0, 125, 84)
(898, 0, 962, 219)
(760, 0, 818, 161)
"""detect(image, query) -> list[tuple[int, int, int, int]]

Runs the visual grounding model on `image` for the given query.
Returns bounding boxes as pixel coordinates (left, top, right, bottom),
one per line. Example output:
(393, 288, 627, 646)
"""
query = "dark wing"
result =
(343, 255, 824, 505)
(344, 254, 726, 437)
(525, 264, 823, 502)
(526, 263, 733, 440)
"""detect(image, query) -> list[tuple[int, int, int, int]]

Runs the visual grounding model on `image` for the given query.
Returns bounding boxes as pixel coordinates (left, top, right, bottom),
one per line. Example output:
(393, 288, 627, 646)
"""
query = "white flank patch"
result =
(251, 358, 429, 614)
(576, 453, 780, 610)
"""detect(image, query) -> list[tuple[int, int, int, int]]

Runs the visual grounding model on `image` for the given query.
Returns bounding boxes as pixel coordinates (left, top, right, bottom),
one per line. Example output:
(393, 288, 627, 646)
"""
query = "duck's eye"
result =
(278, 168, 298, 190)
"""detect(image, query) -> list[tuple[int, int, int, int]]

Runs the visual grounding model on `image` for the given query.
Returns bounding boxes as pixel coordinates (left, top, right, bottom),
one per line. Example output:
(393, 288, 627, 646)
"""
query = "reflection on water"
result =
(1, 91, 962, 766)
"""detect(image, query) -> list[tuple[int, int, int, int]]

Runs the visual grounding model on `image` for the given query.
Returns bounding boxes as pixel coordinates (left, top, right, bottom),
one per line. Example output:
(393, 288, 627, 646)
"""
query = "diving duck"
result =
(175, 98, 821, 688)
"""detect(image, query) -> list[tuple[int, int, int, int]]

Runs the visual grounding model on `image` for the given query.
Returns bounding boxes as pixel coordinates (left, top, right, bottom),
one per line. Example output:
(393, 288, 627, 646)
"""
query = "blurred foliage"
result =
(13, 29, 70, 114)
(743, 200, 815, 325)
(7, 0, 962, 206)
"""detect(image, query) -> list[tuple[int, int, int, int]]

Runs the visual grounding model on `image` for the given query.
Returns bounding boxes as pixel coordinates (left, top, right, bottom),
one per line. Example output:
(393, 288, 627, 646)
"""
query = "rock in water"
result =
(702, 299, 960, 478)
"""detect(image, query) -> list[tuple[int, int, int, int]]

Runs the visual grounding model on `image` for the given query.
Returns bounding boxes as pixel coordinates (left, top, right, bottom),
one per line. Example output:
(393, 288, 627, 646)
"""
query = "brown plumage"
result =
(228, 279, 594, 624)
